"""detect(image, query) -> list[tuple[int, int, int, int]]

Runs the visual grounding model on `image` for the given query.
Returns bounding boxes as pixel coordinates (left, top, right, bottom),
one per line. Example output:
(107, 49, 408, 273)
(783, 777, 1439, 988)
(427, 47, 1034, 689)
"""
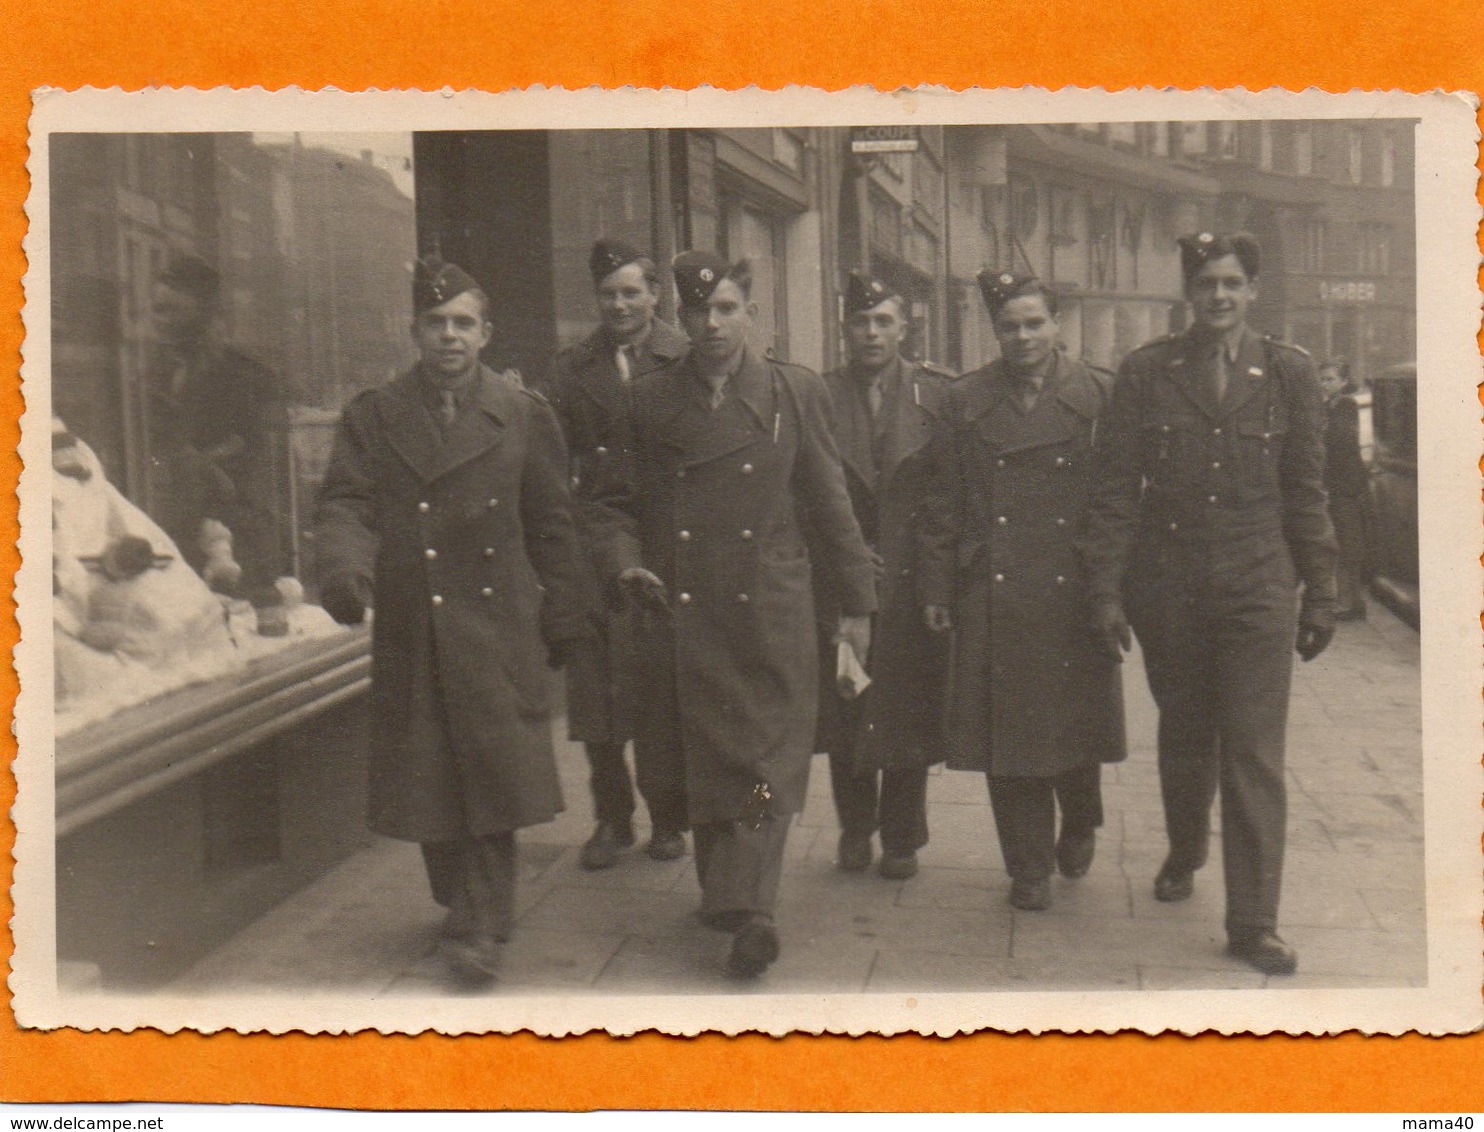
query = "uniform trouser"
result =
(421, 832, 516, 944)
(692, 815, 791, 930)
(987, 764, 1103, 883)
(828, 755, 930, 854)
(1129, 569, 1296, 935)
(585, 740, 689, 834)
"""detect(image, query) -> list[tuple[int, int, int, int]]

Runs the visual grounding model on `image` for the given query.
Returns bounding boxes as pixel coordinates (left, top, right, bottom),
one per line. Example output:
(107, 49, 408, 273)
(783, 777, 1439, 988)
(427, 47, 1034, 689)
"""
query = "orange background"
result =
(2, 0, 1481, 1110)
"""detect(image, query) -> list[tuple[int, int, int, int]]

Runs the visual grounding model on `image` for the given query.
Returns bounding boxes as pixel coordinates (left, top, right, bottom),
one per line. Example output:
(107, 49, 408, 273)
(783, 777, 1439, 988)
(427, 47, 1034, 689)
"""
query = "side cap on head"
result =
(1177, 231, 1261, 282)
(843, 271, 900, 317)
(159, 253, 221, 302)
(414, 255, 483, 314)
(976, 269, 1042, 315)
(672, 250, 730, 308)
(589, 238, 646, 283)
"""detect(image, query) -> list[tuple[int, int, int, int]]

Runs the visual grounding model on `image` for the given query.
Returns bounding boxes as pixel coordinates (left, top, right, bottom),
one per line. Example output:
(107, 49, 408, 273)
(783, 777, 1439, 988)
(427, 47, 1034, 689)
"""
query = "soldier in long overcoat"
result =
(593, 251, 876, 978)
(813, 272, 952, 881)
(542, 239, 691, 870)
(315, 259, 592, 984)
(919, 273, 1125, 913)
(1078, 232, 1337, 975)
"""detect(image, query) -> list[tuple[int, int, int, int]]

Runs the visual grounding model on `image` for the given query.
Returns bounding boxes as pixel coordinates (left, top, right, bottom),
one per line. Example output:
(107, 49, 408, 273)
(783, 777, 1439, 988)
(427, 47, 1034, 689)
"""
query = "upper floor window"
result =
(1348, 129, 1364, 184)
(1294, 124, 1314, 175)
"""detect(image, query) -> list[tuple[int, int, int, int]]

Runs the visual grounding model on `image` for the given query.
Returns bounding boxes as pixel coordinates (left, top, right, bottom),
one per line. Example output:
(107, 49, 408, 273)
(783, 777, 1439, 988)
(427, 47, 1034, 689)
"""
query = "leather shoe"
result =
(878, 851, 918, 880)
(438, 935, 501, 984)
(1056, 829, 1096, 879)
(1153, 859, 1195, 902)
(579, 821, 635, 871)
(1227, 930, 1298, 975)
(727, 918, 781, 978)
(1008, 878, 1052, 911)
(645, 830, 686, 861)
(837, 831, 873, 872)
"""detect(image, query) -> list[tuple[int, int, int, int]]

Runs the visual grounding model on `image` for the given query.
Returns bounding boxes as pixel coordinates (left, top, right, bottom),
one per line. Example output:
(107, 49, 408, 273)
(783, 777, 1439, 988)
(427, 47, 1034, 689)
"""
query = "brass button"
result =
(1055, 517, 1067, 527)
(1168, 522, 1179, 531)
(1055, 575, 1066, 585)
(676, 468, 686, 479)
(993, 573, 1005, 583)
(1208, 495, 1218, 503)
(1162, 425, 1172, 434)
(1054, 456, 1067, 467)
(678, 592, 692, 605)
(431, 594, 443, 606)
(484, 547, 495, 558)
(996, 516, 1008, 525)
(1211, 461, 1221, 469)
(995, 458, 1006, 468)
(486, 498, 498, 508)
(737, 593, 750, 603)
(1213, 427, 1223, 436)
(741, 529, 754, 540)
(741, 463, 754, 475)
(1262, 432, 1271, 441)
(678, 530, 691, 541)
(481, 587, 494, 598)
(596, 446, 609, 456)
(425, 548, 437, 560)
(417, 501, 430, 514)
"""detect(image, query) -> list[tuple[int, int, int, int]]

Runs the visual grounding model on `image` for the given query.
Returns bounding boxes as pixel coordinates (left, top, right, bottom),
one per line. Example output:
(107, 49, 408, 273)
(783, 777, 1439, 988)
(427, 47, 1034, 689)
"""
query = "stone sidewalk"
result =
(169, 606, 1424, 997)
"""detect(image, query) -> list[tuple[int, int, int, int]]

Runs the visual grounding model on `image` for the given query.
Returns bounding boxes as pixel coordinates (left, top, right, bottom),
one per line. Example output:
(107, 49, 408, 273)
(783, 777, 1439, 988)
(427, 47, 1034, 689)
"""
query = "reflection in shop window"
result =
(51, 131, 417, 728)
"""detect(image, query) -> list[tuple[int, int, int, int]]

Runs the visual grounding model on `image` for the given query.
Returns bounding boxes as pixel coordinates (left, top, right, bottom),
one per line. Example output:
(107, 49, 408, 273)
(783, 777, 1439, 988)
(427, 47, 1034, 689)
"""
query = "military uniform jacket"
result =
(1077, 326, 1337, 611)
(813, 356, 952, 771)
(593, 346, 877, 823)
(314, 365, 592, 842)
(918, 353, 1126, 777)
(544, 319, 689, 744)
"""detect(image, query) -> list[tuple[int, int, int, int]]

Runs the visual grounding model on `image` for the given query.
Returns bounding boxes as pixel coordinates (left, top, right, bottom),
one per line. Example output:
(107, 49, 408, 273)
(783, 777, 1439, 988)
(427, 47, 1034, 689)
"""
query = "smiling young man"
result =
(814, 273, 952, 882)
(315, 256, 592, 987)
(544, 240, 691, 872)
(592, 251, 876, 979)
(1078, 233, 1338, 975)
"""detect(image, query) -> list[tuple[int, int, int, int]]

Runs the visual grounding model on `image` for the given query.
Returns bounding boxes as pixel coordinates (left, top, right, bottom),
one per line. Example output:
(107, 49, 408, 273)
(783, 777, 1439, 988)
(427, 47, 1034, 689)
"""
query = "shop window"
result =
(1214, 121, 1239, 160)
(1348, 128, 1365, 184)
(51, 131, 417, 727)
(1106, 123, 1138, 148)
(1381, 132, 1397, 187)
(1258, 122, 1275, 170)
(1294, 124, 1314, 175)
(1008, 175, 1038, 240)
(721, 195, 791, 359)
(1177, 122, 1208, 158)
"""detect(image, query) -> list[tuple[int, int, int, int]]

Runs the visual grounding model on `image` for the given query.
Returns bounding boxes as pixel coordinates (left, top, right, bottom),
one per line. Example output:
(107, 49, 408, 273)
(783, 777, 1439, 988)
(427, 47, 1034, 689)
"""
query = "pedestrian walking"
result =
(543, 239, 691, 869)
(314, 257, 593, 985)
(1079, 232, 1338, 975)
(919, 272, 1125, 912)
(1318, 359, 1373, 621)
(814, 271, 952, 881)
(593, 252, 877, 979)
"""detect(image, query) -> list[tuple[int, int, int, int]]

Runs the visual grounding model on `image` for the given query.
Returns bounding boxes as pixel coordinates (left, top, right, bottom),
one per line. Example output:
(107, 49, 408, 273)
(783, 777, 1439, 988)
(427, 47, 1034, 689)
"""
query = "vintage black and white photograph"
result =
(14, 86, 1479, 1037)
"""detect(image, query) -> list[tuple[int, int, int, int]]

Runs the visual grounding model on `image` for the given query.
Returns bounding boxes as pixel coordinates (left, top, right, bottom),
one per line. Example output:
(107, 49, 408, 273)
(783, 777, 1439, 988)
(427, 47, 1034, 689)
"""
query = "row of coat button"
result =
(676, 529, 754, 541)
(430, 589, 498, 606)
(673, 592, 751, 604)
(992, 516, 1069, 527)
(425, 546, 500, 558)
(992, 574, 1068, 584)
(993, 456, 1071, 469)
(418, 499, 498, 513)
(675, 463, 754, 480)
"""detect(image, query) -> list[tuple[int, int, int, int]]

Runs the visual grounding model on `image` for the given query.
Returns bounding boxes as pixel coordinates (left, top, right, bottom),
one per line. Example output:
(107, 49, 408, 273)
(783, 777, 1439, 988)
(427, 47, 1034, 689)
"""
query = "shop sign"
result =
(851, 125, 919, 154)
(1319, 280, 1378, 302)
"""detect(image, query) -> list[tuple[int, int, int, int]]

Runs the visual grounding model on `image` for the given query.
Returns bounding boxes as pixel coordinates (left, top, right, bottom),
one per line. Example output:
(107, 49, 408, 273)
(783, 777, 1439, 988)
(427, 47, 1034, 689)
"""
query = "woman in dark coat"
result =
(918, 273, 1126, 912)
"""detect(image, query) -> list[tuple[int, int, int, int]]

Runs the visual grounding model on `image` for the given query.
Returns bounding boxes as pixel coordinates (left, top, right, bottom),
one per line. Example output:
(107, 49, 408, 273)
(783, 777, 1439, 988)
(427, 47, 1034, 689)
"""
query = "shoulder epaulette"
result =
(518, 384, 551, 407)
(1128, 333, 1179, 355)
(1264, 335, 1312, 359)
(916, 360, 957, 379)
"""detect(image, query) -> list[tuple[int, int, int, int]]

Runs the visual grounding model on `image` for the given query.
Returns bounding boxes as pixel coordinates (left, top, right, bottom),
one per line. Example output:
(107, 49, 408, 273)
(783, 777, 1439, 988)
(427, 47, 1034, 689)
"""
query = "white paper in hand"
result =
(836, 638, 871, 700)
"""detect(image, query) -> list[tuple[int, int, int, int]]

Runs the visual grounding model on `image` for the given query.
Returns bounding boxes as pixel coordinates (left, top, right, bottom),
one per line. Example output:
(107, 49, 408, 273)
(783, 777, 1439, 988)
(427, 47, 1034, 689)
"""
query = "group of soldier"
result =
(313, 227, 1338, 988)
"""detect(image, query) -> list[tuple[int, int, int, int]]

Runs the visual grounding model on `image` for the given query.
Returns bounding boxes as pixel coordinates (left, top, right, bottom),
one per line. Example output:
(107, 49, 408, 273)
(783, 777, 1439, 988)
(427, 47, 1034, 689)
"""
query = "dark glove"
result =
(321, 574, 372, 626)
(1296, 602, 1336, 662)
(1092, 599, 1132, 661)
(546, 636, 584, 671)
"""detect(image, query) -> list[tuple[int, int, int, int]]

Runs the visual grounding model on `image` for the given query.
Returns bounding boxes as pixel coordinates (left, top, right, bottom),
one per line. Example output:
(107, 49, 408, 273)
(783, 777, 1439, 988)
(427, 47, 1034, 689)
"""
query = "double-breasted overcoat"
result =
(544, 320, 689, 744)
(593, 347, 877, 824)
(315, 366, 593, 842)
(918, 353, 1126, 779)
(813, 357, 952, 771)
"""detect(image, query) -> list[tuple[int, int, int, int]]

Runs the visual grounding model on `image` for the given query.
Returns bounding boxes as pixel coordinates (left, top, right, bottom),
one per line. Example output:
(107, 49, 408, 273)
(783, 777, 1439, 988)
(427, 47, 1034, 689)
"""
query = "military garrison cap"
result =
(843, 271, 900, 316)
(589, 238, 646, 282)
(976, 270, 1053, 315)
(1178, 231, 1261, 282)
(159, 252, 221, 302)
(672, 250, 730, 308)
(413, 255, 484, 314)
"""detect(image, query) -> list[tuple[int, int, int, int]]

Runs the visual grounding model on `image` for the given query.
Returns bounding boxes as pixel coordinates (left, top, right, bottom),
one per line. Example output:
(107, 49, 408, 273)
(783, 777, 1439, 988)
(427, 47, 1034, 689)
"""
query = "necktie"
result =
(438, 389, 458, 429)
(616, 344, 633, 385)
(1209, 344, 1229, 405)
(867, 377, 884, 421)
(707, 376, 727, 411)
(1018, 378, 1041, 413)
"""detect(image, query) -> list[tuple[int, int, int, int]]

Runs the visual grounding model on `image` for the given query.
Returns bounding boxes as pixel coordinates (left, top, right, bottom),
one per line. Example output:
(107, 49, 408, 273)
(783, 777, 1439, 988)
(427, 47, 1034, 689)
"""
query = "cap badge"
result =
(699, 268, 714, 282)
(1197, 232, 1214, 244)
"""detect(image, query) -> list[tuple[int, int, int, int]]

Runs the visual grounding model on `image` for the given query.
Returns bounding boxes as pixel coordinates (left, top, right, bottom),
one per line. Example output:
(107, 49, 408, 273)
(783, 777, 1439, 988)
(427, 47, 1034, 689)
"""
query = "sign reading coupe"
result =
(850, 125, 920, 154)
